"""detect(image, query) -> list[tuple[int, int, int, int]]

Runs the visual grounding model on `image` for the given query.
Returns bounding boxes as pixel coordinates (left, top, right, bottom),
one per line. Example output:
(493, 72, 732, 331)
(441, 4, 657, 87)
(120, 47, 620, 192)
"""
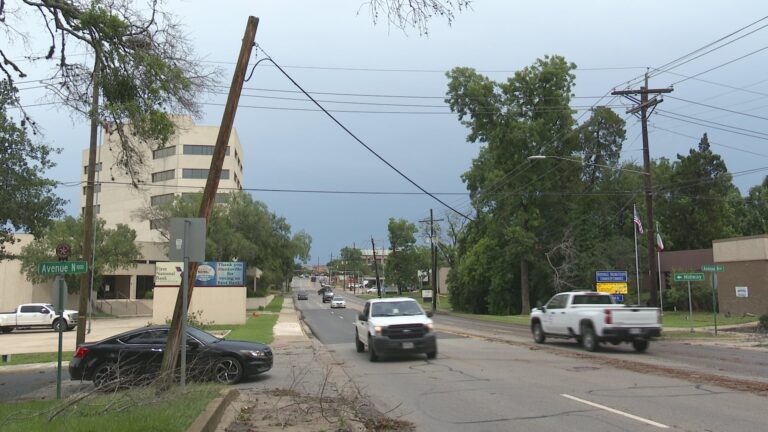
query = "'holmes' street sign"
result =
(673, 273, 705, 282)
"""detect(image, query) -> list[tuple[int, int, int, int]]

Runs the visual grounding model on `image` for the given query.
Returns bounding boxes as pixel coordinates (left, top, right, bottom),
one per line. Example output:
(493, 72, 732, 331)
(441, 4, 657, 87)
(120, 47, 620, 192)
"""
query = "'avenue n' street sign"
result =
(701, 264, 725, 272)
(673, 273, 705, 282)
(38, 261, 88, 275)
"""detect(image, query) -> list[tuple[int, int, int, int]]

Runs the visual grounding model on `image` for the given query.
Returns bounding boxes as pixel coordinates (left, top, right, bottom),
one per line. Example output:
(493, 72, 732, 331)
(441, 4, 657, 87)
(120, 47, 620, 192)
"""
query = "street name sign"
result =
(596, 271, 628, 282)
(701, 264, 725, 272)
(673, 273, 705, 282)
(38, 261, 87, 275)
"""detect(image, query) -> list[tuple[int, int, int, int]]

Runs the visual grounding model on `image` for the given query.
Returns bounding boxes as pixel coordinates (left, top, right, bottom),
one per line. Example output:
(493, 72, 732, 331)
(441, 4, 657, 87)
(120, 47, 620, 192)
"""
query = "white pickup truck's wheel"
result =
(52, 318, 65, 332)
(368, 336, 378, 362)
(581, 325, 598, 352)
(632, 339, 649, 353)
(532, 322, 546, 344)
(355, 330, 365, 353)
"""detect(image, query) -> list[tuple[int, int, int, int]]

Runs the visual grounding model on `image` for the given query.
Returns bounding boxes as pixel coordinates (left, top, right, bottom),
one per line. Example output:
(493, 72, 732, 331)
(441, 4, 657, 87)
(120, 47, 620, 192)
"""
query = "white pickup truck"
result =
(530, 291, 661, 352)
(0, 303, 79, 333)
(354, 297, 437, 361)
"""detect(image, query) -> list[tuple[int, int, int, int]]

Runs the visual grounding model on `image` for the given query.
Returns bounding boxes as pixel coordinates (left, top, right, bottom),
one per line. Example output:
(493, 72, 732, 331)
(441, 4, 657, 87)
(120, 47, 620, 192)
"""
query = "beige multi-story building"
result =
(80, 115, 244, 243)
(77, 116, 244, 303)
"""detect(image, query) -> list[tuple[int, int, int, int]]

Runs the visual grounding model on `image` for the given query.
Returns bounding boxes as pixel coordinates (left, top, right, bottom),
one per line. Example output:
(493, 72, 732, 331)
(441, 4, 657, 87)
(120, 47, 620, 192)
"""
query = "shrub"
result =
(759, 314, 768, 332)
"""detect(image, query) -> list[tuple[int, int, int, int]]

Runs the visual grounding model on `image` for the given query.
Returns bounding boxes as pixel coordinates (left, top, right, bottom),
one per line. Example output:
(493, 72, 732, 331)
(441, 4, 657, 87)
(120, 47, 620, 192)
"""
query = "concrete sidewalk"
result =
(215, 295, 363, 431)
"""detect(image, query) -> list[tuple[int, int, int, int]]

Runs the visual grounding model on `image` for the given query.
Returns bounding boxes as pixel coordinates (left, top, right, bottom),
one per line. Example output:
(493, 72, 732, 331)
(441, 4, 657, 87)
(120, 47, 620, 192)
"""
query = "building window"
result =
(180, 192, 229, 204)
(183, 145, 229, 156)
(182, 169, 229, 180)
(82, 183, 102, 194)
(152, 169, 175, 182)
(153, 146, 176, 159)
(150, 193, 175, 206)
(215, 193, 230, 204)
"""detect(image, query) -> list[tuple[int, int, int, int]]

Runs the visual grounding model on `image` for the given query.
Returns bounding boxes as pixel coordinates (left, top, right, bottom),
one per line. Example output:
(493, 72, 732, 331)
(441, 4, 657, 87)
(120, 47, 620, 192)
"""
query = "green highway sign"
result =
(701, 264, 725, 272)
(673, 273, 705, 282)
(38, 261, 87, 275)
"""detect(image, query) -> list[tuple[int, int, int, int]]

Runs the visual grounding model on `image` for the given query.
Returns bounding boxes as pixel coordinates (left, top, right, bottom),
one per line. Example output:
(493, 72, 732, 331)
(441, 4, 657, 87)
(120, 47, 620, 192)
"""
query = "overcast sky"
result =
(13, 1, 768, 265)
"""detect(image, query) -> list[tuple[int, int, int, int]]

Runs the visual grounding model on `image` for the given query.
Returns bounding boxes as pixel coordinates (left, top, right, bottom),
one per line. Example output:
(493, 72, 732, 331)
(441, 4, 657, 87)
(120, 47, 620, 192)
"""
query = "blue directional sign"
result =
(596, 271, 628, 282)
(611, 294, 625, 303)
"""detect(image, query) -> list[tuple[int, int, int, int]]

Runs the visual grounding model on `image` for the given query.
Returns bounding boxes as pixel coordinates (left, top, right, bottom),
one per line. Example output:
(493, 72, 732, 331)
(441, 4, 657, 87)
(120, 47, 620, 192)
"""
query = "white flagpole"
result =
(634, 204, 641, 305)
(656, 221, 664, 315)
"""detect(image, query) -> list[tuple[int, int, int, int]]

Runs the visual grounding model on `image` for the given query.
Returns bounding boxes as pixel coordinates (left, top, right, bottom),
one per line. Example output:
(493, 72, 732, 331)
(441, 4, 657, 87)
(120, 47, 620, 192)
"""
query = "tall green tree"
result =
(663, 134, 740, 249)
(446, 56, 579, 313)
(18, 216, 140, 291)
(139, 192, 311, 291)
(740, 176, 768, 235)
(385, 218, 422, 293)
(0, 83, 64, 259)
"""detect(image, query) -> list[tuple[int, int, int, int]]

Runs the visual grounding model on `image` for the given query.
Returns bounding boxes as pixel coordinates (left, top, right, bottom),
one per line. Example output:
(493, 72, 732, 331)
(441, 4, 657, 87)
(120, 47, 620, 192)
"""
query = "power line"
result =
(649, 17, 768, 78)
(671, 45, 768, 86)
(655, 110, 768, 141)
(665, 95, 768, 122)
(252, 47, 473, 222)
(649, 123, 768, 159)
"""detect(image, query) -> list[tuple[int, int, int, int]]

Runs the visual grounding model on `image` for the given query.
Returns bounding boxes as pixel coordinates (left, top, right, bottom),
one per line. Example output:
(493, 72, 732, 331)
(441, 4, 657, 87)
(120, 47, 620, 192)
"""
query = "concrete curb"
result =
(187, 388, 239, 432)
(0, 361, 65, 375)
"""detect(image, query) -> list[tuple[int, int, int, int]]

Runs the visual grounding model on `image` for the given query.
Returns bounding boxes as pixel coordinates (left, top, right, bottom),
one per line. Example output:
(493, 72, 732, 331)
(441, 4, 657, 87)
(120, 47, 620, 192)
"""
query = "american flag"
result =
(633, 208, 644, 234)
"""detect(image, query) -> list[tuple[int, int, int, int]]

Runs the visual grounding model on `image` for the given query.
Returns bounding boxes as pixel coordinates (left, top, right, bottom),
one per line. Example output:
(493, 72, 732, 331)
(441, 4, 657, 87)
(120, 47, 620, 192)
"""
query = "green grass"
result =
(207, 314, 279, 344)
(450, 312, 530, 325)
(661, 311, 757, 328)
(0, 384, 221, 432)
(263, 295, 284, 313)
(0, 352, 74, 367)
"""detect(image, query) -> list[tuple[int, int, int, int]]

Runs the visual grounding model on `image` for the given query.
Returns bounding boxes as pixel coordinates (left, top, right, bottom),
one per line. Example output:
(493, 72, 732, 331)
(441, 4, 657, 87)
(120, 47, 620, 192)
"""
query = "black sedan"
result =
(296, 291, 309, 300)
(69, 325, 272, 389)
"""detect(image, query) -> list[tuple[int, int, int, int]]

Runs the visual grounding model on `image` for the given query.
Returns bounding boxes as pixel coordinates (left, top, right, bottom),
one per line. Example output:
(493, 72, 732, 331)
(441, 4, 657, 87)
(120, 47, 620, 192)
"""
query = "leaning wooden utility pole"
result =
(77, 58, 101, 348)
(612, 73, 672, 307)
(159, 16, 260, 388)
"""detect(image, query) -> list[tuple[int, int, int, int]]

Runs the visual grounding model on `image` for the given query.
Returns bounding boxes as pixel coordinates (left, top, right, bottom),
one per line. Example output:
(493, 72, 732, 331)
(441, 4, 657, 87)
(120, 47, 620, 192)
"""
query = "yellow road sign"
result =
(596, 282, 628, 294)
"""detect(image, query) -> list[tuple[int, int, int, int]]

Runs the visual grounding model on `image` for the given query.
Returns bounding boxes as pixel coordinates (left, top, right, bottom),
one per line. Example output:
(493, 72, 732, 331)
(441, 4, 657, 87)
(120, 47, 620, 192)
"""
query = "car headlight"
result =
(425, 323, 434, 332)
(241, 349, 266, 358)
(373, 326, 383, 336)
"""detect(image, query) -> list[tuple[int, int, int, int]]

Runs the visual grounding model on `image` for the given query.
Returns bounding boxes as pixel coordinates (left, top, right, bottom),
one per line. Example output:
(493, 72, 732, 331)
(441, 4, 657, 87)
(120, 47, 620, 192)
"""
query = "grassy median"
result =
(0, 384, 221, 432)
(207, 313, 279, 344)
(0, 352, 74, 367)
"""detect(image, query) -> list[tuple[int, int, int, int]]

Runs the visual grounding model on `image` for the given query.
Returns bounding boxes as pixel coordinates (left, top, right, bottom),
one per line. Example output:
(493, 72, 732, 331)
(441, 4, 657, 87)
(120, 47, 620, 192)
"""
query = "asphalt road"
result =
(293, 279, 768, 431)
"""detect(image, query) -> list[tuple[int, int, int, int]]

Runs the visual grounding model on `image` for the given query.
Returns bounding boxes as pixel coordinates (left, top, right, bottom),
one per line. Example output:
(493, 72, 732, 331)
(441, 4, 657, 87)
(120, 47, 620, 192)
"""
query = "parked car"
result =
(354, 297, 436, 361)
(322, 290, 334, 303)
(366, 287, 378, 294)
(330, 296, 346, 308)
(530, 291, 662, 352)
(1, 303, 78, 333)
(296, 291, 308, 300)
(69, 325, 273, 388)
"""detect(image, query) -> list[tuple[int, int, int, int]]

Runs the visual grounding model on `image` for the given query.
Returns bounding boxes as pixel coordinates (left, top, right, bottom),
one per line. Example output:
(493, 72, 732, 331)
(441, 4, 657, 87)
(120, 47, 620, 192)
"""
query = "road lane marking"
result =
(561, 394, 669, 429)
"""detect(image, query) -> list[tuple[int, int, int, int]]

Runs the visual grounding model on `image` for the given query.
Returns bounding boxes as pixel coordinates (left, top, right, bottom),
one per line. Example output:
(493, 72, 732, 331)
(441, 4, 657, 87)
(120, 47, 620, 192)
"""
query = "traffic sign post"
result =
(37, 258, 87, 400)
(700, 265, 724, 335)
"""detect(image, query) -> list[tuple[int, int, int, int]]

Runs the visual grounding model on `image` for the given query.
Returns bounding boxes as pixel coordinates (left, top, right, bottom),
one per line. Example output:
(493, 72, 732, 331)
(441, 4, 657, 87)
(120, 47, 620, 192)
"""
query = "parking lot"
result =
(0, 317, 149, 355)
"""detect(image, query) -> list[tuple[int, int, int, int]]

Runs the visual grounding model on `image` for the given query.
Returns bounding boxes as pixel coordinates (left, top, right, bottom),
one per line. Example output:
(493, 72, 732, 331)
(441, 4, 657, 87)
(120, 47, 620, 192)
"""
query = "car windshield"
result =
(371, 301, 424, 317)
(186, 326, 220, 344)
(333, 297, 344, 301)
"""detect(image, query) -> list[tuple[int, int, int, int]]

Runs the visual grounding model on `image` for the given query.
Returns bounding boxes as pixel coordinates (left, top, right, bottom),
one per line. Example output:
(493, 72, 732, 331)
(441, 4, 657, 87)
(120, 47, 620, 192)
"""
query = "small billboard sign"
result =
(596, 271, 628, 282)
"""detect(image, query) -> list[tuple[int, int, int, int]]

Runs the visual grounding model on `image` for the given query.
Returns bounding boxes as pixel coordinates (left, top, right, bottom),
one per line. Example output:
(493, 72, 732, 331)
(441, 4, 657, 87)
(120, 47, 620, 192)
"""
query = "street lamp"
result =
(528, 154, 659, 307)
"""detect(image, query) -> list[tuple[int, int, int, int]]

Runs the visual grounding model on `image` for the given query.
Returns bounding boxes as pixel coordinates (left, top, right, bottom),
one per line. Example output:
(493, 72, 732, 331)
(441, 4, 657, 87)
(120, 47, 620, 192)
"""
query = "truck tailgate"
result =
(611, 308, 659, 326)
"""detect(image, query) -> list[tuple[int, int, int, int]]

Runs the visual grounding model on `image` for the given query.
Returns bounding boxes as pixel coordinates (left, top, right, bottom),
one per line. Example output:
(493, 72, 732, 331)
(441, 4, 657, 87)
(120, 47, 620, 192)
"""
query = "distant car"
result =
(318, 286, 332, 296)
(1, 303, 79, 333)
(69, 325, 273, 388)
(310, 276, 316, 282)
(331, 296, 346, 308)
(296, 291, 308, 300)
(322, 290, 334, 303)
(366, 287, 378, 294)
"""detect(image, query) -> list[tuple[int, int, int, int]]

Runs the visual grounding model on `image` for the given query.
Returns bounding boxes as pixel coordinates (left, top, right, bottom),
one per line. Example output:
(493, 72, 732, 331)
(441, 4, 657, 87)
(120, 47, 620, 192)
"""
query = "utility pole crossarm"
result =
(611, 87, 673, 96)
(627, 97, 663, 115)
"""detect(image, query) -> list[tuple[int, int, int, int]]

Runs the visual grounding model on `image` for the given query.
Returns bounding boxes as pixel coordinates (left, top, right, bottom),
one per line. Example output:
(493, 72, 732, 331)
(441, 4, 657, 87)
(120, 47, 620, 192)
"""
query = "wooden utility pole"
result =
(159, 16, 259, 386)
(77, 58, 101, 348)
(420, 209, 443, 313)
(612, 73, 672, 307)
(371, 237, 382, 298)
